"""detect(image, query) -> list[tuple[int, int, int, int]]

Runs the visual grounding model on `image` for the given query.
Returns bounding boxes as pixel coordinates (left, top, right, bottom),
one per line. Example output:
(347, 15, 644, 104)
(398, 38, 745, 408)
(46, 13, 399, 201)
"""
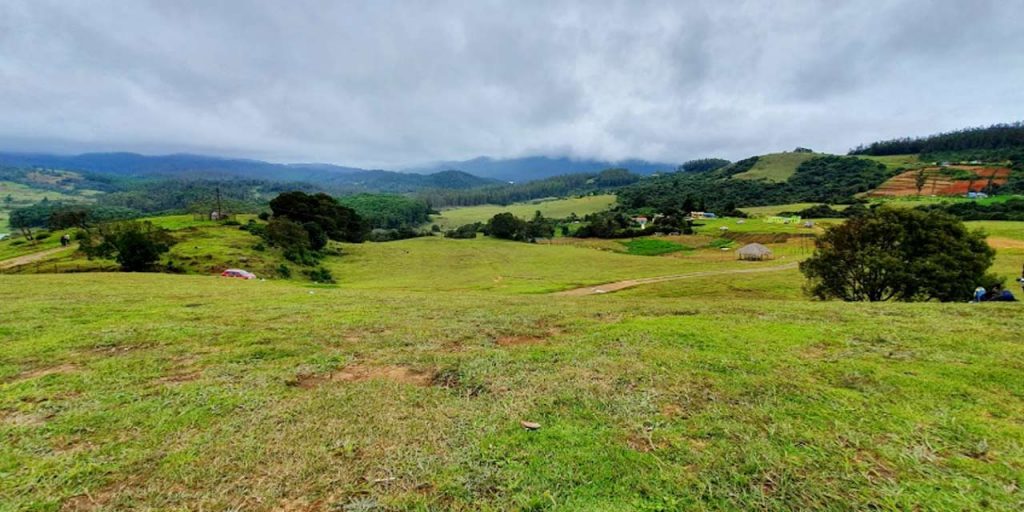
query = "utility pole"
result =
(215, 186, 223, 217)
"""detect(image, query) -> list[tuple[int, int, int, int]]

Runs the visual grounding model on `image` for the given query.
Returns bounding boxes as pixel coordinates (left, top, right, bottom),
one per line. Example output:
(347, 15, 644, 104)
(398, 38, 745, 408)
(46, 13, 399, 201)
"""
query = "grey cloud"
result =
(0, 0, 1022, 168)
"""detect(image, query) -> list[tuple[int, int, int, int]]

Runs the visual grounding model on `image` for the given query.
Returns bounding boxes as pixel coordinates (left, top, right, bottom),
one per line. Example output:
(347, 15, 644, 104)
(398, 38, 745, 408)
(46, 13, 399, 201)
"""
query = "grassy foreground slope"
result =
(2, 276, 1023, 511)
(3, 226, 1024, 510)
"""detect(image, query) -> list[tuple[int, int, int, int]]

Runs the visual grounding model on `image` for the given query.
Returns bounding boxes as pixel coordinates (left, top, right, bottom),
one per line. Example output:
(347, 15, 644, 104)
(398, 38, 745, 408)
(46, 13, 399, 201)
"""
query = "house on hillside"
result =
(737, 243, 773, 261)
(633, 216, 649, 229)
(689, 211, 716, 220)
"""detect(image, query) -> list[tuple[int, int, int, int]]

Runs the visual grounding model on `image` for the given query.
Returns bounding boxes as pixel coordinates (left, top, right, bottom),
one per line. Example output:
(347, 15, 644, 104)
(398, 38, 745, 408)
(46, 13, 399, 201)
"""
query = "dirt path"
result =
(0, 245, 75, 270)
(554, 262, 800, 296)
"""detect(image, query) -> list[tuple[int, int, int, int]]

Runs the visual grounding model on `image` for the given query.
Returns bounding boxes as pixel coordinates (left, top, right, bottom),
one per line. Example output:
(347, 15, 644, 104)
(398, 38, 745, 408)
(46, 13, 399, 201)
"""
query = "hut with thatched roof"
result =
(737, 243, 773, 261)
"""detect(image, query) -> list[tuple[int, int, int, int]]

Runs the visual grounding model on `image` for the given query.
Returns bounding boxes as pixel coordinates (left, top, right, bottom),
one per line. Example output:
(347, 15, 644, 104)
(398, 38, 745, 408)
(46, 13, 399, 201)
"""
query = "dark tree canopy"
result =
(269, 191, 366, 243)
(338, 193, 431, 229)
(679, 158, 731, 173)
(800, 208, 995, 302)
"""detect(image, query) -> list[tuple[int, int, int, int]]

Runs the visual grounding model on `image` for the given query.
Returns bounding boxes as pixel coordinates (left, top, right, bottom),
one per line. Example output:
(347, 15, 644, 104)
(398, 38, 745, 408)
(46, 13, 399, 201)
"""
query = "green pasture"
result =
(429, 195, 616, 229)
(731, 152, 821, 182)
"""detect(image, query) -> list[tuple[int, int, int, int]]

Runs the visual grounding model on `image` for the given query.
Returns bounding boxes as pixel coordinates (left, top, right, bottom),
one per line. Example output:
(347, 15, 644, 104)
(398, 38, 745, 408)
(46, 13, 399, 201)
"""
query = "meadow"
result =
(730, 152, 820, 182)
(2, 212, 1024, 511)
(428, 195, 616, 229)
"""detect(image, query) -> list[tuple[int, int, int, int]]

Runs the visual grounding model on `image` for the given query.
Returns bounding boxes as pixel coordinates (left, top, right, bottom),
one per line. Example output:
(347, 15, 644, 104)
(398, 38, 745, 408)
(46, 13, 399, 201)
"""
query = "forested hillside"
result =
(617, 155, 892, 212)
(849, 122, 1024, 161)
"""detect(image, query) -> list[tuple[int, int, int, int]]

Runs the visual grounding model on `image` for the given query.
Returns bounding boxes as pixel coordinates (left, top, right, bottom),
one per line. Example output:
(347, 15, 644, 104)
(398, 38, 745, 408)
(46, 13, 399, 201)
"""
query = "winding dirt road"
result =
(0, 245, 76, 270)
(554, 262, 799, 296)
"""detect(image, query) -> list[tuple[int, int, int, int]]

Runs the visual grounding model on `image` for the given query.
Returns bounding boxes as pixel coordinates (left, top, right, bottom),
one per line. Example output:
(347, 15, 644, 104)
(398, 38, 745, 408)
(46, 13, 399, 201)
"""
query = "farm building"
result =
(737, 243, 773, 261)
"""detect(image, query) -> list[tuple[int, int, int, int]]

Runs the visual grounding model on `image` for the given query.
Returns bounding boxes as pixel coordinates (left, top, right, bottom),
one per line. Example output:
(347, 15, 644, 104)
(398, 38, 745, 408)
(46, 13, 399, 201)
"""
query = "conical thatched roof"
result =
(737, 243, 773, 260)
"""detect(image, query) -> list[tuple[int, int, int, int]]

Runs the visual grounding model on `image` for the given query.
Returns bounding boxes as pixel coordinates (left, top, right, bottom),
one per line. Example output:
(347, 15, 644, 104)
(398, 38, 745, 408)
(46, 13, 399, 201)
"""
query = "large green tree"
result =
(79, 221, 176, 272)
(269, 191, 366, 243)
(800, 208, 995, 302)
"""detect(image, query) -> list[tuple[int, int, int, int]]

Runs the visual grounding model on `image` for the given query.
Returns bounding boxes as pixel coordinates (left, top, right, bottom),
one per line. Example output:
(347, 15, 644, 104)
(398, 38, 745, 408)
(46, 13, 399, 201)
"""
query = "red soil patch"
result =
(870, 166, 1010, 197)
(292, 364, 433, 389)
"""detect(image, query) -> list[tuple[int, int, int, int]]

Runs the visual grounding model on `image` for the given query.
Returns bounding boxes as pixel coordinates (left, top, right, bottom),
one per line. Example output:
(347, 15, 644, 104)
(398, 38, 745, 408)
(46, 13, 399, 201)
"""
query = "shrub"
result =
(277, 264, 292, 278)
(306, 266, 335, 283)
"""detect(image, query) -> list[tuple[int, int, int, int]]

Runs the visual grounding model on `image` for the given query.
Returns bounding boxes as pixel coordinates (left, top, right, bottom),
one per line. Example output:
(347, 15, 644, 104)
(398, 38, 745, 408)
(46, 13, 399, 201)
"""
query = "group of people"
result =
(973, 264, 1024, 303)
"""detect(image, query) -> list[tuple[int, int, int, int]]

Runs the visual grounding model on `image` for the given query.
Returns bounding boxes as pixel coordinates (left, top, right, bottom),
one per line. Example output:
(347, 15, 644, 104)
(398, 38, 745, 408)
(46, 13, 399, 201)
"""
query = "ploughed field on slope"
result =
(869, 165, 1011, 197)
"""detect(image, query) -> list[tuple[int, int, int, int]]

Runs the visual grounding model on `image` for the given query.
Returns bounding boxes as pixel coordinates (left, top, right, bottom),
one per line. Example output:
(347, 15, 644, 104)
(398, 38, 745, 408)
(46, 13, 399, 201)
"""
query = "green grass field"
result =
(429, 195, 616, 229)
(731, 152, 821, 182)
(2, 214, 1024, 510)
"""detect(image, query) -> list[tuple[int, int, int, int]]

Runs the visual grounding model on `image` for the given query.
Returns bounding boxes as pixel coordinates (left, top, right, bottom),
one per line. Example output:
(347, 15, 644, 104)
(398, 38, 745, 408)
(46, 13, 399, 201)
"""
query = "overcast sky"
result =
(1, 0, 1022, 168)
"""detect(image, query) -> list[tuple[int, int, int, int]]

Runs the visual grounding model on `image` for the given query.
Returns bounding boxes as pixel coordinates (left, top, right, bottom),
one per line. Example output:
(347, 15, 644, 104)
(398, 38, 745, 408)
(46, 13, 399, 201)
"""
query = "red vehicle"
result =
(220, 269, 256, 280)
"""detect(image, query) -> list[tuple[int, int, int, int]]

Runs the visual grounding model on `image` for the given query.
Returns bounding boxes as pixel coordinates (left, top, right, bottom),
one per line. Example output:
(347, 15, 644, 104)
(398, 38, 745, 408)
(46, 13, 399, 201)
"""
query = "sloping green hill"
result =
(730, 152, 821, 182)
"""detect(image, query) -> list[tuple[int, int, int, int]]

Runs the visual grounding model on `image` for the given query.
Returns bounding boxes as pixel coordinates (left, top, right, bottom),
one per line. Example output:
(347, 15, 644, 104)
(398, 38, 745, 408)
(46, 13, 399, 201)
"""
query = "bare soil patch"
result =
(8, 363, 79, 383)
(1, 410, 51, 427)
(292, 364, 433, 389)
(496, 335, 546, 347)
(987, 237, 1024, 250)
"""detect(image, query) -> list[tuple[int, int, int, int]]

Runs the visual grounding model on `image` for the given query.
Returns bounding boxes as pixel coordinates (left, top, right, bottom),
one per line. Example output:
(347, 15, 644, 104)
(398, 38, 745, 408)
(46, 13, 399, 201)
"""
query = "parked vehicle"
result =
(220, 269, 256, 280)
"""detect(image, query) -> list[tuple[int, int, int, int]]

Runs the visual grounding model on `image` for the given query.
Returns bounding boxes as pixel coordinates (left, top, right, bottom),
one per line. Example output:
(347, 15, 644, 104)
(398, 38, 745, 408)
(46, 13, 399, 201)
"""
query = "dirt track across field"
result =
(0, 245, 75, 270)
(554, 262, 800, 296)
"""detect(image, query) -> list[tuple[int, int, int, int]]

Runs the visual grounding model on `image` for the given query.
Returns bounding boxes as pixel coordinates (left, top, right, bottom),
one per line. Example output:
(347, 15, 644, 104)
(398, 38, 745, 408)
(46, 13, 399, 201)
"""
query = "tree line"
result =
(848, 122, 1024, 158)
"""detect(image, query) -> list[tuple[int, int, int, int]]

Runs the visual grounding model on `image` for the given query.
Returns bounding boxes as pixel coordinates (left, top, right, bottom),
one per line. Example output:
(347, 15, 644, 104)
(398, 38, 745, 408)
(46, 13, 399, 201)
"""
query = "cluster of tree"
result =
(337, 194, 432, 229)
(484, 212, 556, 242)
(800, 208, 995, 302)
(79, 220, 177, 272)
(849, 122, 1024, 158)
(445, 223, 481, 239)
(917, 198, 1024, 221)
(9, 200, 139, 238)
(417, 168, 641, 208)
(366, 227, 430, 242)
(260, 191, 366, 265)
(678, 158, 731, 173)
(573, 210, 692, 238)
(617, 156, 892, 212)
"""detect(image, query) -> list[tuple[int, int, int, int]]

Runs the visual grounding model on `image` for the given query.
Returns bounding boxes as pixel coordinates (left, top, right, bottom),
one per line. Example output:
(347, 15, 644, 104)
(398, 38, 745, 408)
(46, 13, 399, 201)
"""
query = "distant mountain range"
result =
(0, 151, 500, 193)
(0, 151, 677, 186)
(409, 156, 677, 181)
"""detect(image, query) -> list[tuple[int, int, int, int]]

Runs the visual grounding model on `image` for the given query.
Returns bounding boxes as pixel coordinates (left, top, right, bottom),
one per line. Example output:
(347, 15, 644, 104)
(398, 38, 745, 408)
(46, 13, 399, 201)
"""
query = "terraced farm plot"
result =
(869, 166, 1010, 197)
